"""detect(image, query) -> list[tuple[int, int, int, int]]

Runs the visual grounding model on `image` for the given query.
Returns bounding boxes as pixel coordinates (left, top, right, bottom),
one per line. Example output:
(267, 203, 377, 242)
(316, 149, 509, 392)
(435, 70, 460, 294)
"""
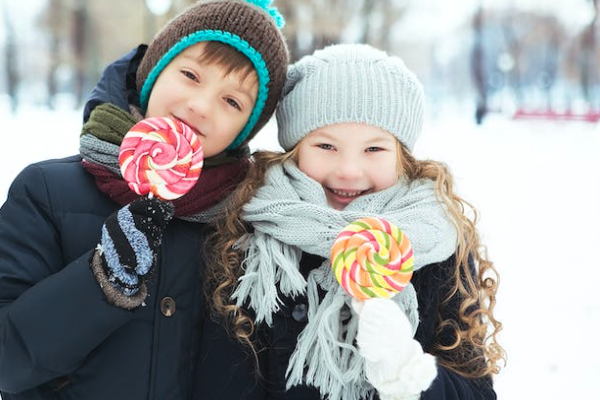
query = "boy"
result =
(0, 1, 288, 399)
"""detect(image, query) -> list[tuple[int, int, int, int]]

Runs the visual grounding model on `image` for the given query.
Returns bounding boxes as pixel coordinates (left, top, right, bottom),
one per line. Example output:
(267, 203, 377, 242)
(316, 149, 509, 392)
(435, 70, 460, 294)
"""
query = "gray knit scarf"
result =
(234, 161, 458, 400)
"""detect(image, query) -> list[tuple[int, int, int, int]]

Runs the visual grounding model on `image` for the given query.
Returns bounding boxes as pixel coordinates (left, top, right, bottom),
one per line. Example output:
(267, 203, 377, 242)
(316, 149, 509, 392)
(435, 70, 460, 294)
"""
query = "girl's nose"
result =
(335, 155, 364, 180)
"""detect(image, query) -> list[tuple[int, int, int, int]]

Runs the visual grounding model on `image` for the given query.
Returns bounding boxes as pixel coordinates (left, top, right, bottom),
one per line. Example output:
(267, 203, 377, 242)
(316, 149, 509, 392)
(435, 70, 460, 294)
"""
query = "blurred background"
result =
(1, 1, 599, 400)
(2, 0, 600, 121)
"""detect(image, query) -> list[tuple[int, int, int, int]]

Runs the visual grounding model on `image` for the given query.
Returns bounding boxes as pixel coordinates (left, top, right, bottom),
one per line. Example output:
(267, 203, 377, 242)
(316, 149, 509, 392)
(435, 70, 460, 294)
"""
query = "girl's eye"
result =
(366, 146, 384, 153)
(317, 143, 334, 150)
(225, 98, 241, 110)
(181, 70, 199, 82)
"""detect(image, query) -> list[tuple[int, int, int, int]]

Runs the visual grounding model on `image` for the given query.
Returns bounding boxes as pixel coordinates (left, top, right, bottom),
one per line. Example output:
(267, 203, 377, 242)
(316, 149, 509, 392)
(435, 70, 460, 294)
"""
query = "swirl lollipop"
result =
(331, 217, 414, 300)
(119, 117, 204, 201)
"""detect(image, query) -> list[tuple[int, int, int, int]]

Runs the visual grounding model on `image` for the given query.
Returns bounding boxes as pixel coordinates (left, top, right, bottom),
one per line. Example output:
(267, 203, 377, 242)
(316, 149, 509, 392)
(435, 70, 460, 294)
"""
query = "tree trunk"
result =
(471, 5, 487, 124)
(46, 0, 61, 110)
(72, 0, 88, 107)
(2, 0, 19, 112)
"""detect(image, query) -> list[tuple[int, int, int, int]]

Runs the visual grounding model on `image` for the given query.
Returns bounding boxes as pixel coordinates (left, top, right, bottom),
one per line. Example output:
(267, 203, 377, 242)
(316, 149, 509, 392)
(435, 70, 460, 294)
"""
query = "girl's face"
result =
(296, 122, 400, 210)
(145, 42, 258, 158)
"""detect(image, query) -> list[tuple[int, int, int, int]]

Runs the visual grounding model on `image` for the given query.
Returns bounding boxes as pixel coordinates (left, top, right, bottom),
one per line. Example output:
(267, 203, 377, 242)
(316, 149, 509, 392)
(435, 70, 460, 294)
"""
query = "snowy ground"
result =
(1, 104, 599, 400)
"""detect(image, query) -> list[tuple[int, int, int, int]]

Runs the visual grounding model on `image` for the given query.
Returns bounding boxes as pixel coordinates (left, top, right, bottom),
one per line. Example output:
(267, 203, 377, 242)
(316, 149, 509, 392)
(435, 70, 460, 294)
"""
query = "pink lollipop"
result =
(119, 117, 204, 201)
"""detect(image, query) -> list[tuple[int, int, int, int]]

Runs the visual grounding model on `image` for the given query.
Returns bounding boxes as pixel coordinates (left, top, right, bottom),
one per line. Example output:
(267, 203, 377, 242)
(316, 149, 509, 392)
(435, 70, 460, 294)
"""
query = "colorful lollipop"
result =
(119, 117, 204, 201)
(331, 217, 414, 300)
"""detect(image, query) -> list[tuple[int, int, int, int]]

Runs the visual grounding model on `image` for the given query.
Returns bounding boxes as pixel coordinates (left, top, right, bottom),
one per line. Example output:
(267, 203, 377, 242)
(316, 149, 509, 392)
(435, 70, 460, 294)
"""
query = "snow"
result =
(1, 104, 600, 400)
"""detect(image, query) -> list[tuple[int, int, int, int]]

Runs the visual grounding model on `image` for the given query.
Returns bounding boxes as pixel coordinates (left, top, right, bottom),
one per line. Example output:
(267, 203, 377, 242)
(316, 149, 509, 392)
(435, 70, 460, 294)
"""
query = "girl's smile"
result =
(296, 122, 400, 210)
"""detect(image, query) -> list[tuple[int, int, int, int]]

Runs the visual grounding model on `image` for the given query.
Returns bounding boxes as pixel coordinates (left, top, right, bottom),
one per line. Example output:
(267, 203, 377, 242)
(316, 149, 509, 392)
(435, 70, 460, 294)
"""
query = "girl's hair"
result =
(396, 141, 505, 378)
(205, 140, 505, 379)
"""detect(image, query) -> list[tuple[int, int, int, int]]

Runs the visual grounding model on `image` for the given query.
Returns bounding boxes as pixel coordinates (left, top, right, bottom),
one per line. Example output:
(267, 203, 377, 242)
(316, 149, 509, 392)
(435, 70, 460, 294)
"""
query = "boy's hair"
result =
(136, 0, 289, 150)
(276, 43, 424, 152)
(196, 41, 256, 83)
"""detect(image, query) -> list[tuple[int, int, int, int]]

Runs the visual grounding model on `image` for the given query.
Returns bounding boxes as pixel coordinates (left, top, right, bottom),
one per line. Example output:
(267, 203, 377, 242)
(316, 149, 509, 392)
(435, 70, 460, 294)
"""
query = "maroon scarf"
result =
(79, 103, 251, 218)
(82, 159, 250, 217)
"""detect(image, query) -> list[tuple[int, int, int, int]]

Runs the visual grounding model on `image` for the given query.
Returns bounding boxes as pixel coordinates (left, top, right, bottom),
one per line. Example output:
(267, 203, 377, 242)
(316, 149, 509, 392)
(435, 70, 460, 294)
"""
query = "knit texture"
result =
(276, 43, 425, 151)
(136, 0, 289, 149)
(355, 298, 438, 400)
(234, 161, 457, 400)
(93, 197, 174, 308)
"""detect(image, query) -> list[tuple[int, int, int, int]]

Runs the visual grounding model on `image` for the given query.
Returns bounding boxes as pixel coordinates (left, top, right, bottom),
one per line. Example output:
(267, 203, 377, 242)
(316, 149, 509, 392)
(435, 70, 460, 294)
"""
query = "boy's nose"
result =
(188, 93, 212, 117)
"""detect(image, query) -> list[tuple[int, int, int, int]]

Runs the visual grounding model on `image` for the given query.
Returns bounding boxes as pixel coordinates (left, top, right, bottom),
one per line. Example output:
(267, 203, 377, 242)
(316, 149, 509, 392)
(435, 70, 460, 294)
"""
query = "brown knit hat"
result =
(136, 0, 288, 149)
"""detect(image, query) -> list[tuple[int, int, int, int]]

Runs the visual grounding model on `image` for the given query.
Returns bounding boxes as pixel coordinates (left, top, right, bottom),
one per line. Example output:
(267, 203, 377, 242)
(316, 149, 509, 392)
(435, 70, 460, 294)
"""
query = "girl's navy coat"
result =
(0, 47, 495, 400)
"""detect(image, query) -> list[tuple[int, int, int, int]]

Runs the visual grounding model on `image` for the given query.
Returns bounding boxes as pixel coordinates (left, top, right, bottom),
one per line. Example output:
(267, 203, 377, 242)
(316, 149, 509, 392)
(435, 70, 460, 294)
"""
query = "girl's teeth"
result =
(332, 189, 362, 197)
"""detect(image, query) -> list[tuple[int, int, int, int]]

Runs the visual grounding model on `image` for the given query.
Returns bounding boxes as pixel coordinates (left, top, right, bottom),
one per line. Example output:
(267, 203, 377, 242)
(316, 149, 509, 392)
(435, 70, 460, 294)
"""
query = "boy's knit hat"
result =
(276, 43, 425, 151)
(136, 0, 288, 150)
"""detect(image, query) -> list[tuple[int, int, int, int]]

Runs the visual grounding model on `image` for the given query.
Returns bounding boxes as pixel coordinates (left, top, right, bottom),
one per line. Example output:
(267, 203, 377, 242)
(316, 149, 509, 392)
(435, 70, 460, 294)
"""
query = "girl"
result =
(208, 44, 505, 400)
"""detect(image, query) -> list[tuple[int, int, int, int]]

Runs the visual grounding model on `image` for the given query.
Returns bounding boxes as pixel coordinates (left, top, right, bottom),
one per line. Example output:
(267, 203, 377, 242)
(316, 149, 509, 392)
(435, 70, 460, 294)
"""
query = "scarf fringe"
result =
(286, 271, 374, 400)
(233, 232, 306, 325)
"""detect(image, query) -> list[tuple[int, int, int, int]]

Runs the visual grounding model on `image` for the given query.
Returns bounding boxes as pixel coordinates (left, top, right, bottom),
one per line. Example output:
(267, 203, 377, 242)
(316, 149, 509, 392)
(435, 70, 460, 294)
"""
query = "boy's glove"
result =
(91, 197, 174, 308)
(353, 298, 437, 400)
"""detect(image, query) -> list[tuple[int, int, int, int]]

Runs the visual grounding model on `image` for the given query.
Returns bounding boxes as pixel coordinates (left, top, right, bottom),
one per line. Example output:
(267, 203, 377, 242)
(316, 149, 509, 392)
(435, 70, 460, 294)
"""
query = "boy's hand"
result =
(95, 197, 174, 297)
(353, 298, 437, 400)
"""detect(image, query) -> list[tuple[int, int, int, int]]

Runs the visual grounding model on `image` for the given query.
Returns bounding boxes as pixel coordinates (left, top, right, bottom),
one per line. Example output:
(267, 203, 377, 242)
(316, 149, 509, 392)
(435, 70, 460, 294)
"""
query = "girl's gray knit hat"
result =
(276, 43, 425, 151)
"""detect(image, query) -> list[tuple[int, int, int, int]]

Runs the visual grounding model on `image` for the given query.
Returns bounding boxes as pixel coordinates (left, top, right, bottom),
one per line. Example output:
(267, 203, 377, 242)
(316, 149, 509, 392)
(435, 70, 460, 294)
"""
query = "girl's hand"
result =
(352, 298, 437, 400)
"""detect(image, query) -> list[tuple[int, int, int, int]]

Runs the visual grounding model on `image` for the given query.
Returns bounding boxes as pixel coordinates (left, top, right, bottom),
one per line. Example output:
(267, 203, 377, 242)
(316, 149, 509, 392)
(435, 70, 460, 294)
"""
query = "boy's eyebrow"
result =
(232, 79, 258, 104)
(180, 53, 257, 104)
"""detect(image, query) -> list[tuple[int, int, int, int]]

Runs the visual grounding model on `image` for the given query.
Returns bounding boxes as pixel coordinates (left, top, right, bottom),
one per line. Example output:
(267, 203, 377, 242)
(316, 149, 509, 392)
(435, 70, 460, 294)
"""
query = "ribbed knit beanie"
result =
(136, 0, 289, 149)
(276, 43, 425, 151)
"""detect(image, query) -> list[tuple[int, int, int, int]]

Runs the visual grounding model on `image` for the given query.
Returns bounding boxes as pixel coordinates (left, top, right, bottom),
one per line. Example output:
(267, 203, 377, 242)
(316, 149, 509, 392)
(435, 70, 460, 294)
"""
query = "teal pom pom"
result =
(244, 0, 285, 28)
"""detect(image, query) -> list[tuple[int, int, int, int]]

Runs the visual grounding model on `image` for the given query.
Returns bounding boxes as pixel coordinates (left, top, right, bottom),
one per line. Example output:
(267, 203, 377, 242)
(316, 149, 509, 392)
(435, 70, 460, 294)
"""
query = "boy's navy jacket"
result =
(0, 47, 496, 400)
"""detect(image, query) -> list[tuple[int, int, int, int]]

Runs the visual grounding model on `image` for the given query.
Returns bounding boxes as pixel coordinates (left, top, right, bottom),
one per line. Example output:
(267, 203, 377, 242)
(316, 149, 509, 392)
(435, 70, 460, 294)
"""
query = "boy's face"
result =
(296, 123, 400, 210)
(145, 42, 258, 158)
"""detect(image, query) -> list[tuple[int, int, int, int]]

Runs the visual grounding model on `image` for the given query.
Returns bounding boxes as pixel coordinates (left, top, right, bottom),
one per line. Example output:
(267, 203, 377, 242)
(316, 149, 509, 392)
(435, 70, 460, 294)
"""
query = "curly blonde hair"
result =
(205, 140, 505, 379)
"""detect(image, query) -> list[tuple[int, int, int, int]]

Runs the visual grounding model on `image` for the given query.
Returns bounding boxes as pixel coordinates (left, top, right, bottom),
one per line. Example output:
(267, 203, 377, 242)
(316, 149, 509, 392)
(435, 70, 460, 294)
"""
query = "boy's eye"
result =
(366, 146, 384, 153)
(317, 143, 334, 150)
(181, 70, 199, 82)
(225, 98, 241, 110)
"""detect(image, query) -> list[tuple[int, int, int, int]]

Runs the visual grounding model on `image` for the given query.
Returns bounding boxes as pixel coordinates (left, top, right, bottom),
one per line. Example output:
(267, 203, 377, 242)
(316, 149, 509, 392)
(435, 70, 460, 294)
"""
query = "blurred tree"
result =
(580, 0, 599, 108)
(501, 10, 523, 107)
(47, 0, 64, 109)
(71, 0, 89, 106)
(42, 0, 65, 109)
(471, 4, 487, 124)
(2, 0, 19, 112)
(464, 8, 571, 115)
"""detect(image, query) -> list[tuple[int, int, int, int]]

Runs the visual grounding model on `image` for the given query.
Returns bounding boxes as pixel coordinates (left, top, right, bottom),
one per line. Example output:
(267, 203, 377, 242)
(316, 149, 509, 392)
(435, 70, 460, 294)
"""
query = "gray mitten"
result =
(91, 197, 174, 309)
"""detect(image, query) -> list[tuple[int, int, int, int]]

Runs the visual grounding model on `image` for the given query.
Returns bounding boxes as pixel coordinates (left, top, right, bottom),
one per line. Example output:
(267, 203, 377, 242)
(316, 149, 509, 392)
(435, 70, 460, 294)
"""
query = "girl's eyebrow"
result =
(308, 130, 337, 140)
(365, 136, 396, 145)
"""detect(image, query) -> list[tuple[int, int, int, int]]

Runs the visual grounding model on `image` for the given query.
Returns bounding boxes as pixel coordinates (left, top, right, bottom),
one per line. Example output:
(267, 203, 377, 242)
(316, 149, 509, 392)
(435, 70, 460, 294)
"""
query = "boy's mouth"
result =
(172, 116, 204, 137)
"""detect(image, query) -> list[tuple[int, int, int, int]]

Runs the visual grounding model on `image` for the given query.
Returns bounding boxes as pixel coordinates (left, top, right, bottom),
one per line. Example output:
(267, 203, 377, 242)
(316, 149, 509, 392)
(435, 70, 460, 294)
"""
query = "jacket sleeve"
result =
(421, 367, 495, 400)
(0, 164, 132, 394)
(413, 255, 497, 400)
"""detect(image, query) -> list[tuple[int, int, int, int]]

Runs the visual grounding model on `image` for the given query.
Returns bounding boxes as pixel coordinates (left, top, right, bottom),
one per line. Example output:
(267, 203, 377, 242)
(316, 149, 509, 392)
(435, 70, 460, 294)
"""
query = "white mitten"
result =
(353, 298, 437, 400)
